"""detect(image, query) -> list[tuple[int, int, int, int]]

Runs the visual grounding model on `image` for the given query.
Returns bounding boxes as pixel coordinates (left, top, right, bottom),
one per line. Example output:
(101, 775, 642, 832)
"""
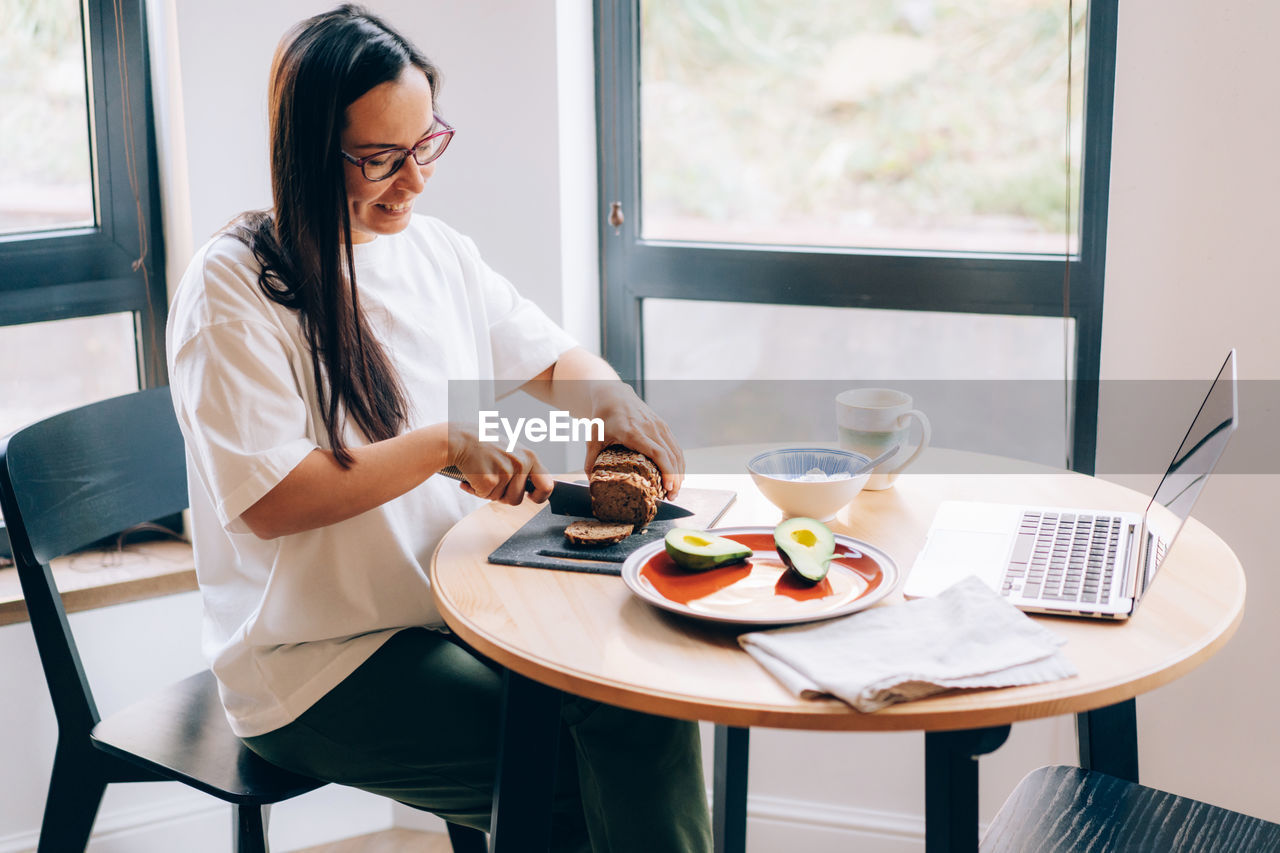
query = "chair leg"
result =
(446, 821, 488, 853)
(233, 803, 270, 853)
(37, 743, 107, 853)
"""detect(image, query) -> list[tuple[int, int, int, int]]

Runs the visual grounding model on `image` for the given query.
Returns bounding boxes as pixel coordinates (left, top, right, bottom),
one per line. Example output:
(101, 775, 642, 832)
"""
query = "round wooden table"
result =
(430, 448, 1245, 851)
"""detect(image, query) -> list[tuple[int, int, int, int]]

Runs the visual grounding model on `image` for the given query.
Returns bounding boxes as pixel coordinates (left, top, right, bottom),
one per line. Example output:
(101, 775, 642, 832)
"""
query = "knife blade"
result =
(438, 465, 693, 520)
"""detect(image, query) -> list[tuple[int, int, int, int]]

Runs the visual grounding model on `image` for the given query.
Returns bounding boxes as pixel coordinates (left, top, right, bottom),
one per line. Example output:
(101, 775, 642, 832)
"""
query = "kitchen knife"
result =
(438, 465, 694, 520)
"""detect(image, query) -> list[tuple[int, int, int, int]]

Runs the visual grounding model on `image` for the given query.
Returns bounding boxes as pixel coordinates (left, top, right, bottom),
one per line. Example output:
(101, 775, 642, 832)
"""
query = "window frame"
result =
(594, 0, 1118, 474)
(0, 0, 167, 389)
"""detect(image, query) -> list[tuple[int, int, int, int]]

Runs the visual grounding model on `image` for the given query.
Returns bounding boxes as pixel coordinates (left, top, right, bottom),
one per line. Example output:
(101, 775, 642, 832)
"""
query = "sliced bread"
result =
(563, 519, 635, 547)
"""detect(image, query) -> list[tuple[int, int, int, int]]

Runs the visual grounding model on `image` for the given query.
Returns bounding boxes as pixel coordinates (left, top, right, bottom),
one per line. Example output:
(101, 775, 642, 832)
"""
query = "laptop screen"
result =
(1140, 349, 1239, 596)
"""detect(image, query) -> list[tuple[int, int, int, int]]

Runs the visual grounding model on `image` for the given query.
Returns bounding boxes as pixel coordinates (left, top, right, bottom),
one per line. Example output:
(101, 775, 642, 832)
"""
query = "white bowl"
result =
(746, 447, 871, 521)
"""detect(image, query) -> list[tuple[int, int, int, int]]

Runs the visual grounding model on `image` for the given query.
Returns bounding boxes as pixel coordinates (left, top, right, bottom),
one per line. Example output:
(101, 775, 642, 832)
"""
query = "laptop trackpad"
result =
(905, 529, 1010, 598)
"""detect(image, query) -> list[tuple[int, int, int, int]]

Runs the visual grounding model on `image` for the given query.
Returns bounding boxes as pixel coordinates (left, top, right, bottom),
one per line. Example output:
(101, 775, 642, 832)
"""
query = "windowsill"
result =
(0, 539, 196, 627)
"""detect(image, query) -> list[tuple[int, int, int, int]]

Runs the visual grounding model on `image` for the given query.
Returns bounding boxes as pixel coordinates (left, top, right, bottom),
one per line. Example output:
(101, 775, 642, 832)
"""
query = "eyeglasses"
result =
(341, 114, 455, 182)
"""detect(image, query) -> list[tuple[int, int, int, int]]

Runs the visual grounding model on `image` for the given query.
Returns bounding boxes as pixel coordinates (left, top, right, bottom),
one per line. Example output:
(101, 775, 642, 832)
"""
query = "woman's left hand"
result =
(584, 383, 685, 497)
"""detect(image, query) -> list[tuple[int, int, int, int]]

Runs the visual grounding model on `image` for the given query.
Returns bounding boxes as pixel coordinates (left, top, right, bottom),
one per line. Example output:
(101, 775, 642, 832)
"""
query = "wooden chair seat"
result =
(91, 670, 322, 804)
(981, 765, 1280, 852)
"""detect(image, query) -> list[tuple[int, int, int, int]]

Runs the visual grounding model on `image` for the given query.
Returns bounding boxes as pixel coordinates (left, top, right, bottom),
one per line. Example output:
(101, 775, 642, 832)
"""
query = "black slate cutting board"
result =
(486, 486, 737, 575)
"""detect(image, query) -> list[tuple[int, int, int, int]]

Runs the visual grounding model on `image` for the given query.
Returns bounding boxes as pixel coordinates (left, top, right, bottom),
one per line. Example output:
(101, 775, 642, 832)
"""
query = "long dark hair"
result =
(233, 5, 440, 466)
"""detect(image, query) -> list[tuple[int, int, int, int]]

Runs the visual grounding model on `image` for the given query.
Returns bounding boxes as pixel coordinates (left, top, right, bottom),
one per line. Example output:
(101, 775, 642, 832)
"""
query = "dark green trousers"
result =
(242, 627, 712, 852)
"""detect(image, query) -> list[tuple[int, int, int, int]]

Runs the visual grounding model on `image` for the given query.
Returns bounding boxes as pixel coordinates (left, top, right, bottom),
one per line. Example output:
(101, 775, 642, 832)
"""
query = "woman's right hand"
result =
(447, 425, 554, 506)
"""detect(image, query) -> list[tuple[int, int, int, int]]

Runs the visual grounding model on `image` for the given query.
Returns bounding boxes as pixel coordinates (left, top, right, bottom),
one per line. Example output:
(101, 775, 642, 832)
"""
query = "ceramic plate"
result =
(620, 525, 899, 626)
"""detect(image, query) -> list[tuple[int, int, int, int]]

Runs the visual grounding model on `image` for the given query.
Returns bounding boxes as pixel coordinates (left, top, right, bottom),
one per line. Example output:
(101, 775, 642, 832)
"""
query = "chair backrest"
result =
(0, 387, 188, 736)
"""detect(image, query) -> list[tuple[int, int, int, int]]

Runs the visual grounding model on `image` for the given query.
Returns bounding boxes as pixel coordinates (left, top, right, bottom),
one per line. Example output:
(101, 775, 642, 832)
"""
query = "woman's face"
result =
(341, 66, 436, 244)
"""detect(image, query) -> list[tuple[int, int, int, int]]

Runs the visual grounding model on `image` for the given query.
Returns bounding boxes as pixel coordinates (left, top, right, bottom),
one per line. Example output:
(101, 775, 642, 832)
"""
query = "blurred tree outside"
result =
(640, 0, 1086, 254)
(0, 0, 96, 234)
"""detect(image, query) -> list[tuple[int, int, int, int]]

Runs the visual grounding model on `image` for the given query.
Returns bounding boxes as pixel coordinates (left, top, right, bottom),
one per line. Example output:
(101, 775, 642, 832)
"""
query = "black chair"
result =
(0, 388, 487, 853)
(981, 764, 1280, 852)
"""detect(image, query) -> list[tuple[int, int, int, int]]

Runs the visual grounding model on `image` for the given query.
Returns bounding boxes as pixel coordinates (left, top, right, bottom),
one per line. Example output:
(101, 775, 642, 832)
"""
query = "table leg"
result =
(713, 725, 749, 853)
(489, 670, 562, 853)
(1076, 698, 1139, 782)
(924, 726, 1010, 853)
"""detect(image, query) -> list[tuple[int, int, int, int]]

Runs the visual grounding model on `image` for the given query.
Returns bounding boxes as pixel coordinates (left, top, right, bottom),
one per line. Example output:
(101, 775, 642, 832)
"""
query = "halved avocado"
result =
(774, 517, 836, 583)
(664, 528, 752, 571)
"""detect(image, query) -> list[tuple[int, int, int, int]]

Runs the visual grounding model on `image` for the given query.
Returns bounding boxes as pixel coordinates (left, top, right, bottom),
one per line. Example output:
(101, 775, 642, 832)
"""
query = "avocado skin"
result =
(774, 517, 836, 583)
(664, 528, 752, 571)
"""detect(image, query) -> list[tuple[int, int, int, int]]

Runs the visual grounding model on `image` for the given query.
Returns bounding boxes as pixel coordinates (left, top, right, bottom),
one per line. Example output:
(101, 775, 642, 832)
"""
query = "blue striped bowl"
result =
(746, 447, 872, 521)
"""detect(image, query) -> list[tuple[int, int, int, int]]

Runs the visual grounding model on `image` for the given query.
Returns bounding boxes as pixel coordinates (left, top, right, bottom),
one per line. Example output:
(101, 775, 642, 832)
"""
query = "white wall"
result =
(5, 1, 1270, 851)
(1097, 0, 1280, 824)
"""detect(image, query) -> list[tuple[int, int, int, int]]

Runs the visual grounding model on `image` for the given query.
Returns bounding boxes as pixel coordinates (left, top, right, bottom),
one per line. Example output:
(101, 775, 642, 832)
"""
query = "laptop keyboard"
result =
(1001, 511, 1123, 606)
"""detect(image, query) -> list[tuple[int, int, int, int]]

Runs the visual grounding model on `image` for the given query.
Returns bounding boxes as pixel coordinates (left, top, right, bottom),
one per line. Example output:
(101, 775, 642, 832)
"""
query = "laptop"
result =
(904, 349, 1238, 620)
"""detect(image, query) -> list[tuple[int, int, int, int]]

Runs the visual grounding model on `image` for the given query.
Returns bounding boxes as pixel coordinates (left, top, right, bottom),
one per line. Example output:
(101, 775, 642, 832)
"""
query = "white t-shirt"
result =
(166, 214, 576, 737)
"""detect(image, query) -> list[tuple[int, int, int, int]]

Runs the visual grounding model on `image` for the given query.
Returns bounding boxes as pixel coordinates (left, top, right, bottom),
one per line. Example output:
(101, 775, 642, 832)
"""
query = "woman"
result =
(166, 5, 710, 850)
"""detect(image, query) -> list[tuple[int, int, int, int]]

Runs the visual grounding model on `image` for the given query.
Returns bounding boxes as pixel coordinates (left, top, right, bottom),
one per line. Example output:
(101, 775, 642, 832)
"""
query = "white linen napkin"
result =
(738, 575, 1076, 712)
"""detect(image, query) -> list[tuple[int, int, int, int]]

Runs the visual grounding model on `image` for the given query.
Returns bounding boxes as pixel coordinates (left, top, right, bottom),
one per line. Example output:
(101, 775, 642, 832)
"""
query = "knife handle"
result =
(439, 465, 538, 493)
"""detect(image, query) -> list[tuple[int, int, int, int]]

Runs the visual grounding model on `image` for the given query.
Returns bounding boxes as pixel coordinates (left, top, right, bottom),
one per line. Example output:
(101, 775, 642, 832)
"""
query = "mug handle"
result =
(880, 409, 932, 479)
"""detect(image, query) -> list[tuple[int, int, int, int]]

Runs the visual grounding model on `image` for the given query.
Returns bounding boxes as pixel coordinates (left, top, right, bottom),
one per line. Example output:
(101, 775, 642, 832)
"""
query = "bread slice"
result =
(592, 445, 665, 498)
(563, 519, 634, 547)
(589, 470, 658, 526)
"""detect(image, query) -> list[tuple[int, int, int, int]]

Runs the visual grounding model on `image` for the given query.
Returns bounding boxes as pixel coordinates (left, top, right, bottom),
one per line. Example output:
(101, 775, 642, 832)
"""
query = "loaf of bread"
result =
(587, 445, 664, 527)
(588, 471, 658, 526)
(563, 519, 635, 547)
(592, 444, 666, 499)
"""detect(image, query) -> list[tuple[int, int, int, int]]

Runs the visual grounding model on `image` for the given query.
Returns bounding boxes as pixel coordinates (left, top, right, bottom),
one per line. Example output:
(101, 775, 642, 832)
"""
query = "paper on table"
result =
(738, 575, 1076, 712)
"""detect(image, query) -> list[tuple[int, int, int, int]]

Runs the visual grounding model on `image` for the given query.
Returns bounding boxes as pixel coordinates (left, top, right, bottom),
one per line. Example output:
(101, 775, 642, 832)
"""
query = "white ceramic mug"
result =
(835, 388, 932, 490)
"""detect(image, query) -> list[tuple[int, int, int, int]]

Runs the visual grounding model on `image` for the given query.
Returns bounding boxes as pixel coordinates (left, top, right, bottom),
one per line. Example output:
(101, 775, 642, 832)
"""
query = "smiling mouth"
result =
(376, 200, 413, 212)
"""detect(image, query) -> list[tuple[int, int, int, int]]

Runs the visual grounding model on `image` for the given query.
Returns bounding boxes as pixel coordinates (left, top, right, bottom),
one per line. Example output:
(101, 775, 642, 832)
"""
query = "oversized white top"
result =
(167, 214, 576, 737)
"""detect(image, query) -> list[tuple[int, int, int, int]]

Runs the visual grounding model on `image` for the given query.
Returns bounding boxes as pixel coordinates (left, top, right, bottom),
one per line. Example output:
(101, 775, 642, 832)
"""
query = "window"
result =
(595, 0, 1116, 473)
(0, 0, 166, 439)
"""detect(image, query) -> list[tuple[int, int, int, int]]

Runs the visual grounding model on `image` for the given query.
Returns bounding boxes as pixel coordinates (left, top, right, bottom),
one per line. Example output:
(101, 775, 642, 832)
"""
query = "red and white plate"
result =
(620, 525, 900, 626)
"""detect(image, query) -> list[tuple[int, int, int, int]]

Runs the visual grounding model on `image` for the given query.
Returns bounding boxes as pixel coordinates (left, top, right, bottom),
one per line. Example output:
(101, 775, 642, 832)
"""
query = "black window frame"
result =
(0, 0, 167, 389)
(594, 0, 1118, 474)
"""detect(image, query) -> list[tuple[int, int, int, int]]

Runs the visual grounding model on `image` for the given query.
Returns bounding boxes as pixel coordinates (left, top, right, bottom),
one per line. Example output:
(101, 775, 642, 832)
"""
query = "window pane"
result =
(643, 299, 1074, 380)
(641, 299, 1073, 466)
(639, 0, 1085, 254)
(0, 314, 138, 439)
(0, 0, 96, 235)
